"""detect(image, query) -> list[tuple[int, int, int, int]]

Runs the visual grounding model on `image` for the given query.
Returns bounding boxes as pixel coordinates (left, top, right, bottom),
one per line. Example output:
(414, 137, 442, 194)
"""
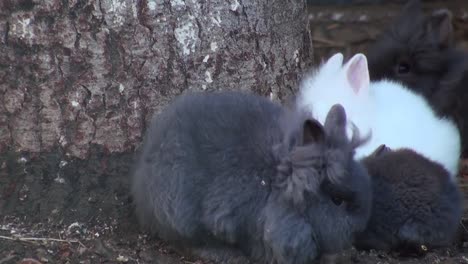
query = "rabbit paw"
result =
(397, 219, 438, 251)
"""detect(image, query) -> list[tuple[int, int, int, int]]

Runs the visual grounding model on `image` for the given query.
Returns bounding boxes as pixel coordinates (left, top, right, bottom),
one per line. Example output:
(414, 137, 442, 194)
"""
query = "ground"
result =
(2, 1, 468, 264)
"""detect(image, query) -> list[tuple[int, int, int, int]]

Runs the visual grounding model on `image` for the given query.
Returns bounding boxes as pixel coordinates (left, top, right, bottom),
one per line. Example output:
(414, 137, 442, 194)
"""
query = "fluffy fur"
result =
(297, 52, 461, 179)
(367, 0, 468, 156)
(355, 145, 462, 252)
(297, 53, 373, 141)
(131, 91, 372, 264)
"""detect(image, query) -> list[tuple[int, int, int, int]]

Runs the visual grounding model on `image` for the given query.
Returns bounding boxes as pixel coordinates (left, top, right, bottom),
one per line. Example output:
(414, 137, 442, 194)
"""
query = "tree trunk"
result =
(0, 0, 312, 221)
(1, 0, 312, 159)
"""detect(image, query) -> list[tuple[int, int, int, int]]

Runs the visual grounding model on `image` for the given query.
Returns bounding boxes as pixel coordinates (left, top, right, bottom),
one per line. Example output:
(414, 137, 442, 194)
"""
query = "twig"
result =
(312, 36, 377, 48)
(0, 235, 87, 248)
(460, 220, 468, 234)
(312, 37, 345, 47)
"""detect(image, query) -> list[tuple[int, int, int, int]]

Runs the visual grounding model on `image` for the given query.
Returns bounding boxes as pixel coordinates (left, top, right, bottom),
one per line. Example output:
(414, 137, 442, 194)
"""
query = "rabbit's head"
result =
(269, 104, 372, 256)
(298, 52, 373, 140)
(367, 0, 467, 115)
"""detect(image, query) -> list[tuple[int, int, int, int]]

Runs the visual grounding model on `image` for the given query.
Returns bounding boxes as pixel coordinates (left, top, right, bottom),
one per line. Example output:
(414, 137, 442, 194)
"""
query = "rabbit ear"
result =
(400, 0, 422, 18)
(321, 53, 344, 74)
(394, 0, 423, 29)
(427, 9, 454, 48)
(323, 104, 347, 139)
(302, 119, 325, 146)
(343, 54, 370, 95)
(369, 144, 392, 158)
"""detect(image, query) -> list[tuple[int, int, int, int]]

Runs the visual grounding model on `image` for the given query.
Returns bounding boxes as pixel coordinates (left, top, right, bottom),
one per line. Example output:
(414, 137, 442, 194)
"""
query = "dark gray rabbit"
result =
(131, 91, 372, 264)
(367, 0, 468, 156)
(355, 145, 463, 252)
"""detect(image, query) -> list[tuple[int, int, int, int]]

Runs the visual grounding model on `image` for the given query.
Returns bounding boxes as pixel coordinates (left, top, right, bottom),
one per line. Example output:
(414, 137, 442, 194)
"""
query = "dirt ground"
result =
(2, 1, 468, 264)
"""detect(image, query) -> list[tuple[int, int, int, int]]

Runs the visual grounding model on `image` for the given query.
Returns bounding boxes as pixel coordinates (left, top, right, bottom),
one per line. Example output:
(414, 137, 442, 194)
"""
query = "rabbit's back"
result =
(356, 148, 462, 250)
(359, 80, 461, 177)
(132, 91, 284, 243)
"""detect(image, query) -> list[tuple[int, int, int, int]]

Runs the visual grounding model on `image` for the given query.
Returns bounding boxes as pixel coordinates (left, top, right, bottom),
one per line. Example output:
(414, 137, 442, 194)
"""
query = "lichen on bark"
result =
(1, 0, 313, 159)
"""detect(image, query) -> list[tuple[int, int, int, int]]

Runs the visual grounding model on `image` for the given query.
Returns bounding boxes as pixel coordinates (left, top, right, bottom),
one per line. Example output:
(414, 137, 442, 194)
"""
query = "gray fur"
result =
(131, 91, 372, 264)
(355, 146, 463, 252)
(367, 0, 468, 156)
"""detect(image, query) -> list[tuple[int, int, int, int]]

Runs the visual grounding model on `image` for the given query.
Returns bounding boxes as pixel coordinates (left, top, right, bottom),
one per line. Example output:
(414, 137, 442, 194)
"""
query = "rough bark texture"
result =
(1, 0, 312, 159)
(0, 0, 312, 222)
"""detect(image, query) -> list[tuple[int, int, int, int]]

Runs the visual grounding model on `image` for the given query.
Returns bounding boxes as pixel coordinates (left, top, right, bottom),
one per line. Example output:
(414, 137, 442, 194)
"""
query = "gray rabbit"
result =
(355, 145, 463, 252)
(367, 0, 468, 156)
(131, 91, 372, 264)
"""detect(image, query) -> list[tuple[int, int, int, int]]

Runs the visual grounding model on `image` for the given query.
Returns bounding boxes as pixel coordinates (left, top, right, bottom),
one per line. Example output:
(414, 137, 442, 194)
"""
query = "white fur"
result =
(297, 53, 461, 180)
(298, 53, 374, 142)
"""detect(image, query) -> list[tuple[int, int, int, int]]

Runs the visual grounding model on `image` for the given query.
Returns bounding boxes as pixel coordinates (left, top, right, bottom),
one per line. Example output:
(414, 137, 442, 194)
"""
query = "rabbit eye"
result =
(321, 180, 351, 207)
(331, 195, 344, 206)
(396, 60, 411, 75)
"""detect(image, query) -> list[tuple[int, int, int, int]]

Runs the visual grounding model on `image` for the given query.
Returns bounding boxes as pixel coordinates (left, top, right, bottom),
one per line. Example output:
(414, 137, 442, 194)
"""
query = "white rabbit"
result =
(297, 53, 461, 179)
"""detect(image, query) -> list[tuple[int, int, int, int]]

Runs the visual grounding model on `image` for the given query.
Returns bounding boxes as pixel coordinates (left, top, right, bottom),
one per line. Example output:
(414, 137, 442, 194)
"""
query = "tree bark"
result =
(1, 0, 312, 159)
(0, 0, 312, 221)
